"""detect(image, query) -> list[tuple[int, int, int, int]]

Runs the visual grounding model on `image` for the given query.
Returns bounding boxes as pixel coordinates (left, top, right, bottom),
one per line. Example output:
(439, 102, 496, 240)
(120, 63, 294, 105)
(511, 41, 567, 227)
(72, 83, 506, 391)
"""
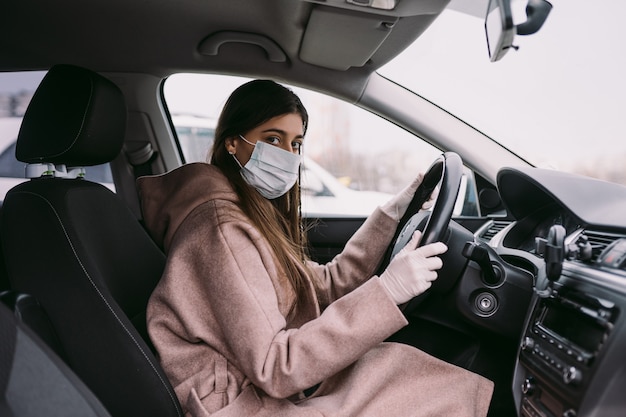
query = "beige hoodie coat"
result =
(138, 163, 493, 417)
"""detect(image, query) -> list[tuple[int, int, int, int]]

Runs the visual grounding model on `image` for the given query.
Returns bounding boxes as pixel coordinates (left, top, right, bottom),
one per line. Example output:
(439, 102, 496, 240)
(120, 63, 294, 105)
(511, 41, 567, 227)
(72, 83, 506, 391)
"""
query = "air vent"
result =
(574, 230, 626, 264)
(478, 220, 512, 242)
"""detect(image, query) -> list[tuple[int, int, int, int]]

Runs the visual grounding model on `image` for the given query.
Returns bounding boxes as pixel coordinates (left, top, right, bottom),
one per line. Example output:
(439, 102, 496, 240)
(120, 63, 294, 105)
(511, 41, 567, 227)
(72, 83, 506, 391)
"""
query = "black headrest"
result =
(16, 64, 126, 167)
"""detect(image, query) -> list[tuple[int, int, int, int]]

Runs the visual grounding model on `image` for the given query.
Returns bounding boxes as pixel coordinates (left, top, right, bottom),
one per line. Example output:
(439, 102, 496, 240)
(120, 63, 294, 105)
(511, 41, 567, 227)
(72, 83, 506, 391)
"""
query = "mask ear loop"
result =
(226, 134, 241, 166)
(228, 135, 246, 169)
(231, 134, 257, 169)
(229, 151, 244, 169)
(238, 134, 256, 147)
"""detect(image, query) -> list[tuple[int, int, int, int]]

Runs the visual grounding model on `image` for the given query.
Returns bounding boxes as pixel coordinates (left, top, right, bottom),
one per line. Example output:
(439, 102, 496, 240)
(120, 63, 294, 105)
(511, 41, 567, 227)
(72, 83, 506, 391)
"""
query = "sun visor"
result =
(299, 6, 397, 70)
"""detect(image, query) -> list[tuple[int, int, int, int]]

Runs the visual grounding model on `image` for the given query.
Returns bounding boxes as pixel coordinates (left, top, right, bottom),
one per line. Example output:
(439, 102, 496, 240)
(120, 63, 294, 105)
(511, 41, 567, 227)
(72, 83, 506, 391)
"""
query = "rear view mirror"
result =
(485, 0, 552, 62)
(485, 0, 516, 62)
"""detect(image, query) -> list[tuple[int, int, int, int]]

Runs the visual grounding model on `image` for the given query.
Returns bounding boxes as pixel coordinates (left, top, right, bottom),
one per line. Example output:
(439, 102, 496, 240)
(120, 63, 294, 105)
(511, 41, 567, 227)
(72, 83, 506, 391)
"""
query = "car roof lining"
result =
(0, 0, 449, 102)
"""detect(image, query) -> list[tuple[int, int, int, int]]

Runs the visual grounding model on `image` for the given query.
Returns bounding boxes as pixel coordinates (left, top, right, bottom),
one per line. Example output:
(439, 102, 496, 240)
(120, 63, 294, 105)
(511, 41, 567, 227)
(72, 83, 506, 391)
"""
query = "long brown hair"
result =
(209, 79, 312, 316)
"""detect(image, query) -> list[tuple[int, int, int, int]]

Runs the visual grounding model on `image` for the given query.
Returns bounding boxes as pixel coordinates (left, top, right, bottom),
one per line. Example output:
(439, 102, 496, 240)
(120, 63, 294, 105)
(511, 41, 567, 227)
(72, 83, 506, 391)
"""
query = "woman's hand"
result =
(379, 231, 448, 304)
(380, 173, 435, 221)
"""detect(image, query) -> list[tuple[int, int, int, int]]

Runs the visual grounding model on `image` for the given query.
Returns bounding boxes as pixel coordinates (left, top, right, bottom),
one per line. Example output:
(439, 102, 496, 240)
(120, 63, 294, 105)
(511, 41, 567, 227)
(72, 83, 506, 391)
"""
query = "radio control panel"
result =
(517, 285, 617, 417)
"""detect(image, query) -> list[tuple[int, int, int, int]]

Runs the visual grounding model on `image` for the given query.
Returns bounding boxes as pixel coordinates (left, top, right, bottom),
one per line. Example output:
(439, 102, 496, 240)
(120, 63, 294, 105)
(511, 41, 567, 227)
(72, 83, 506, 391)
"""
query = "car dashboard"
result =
(485, 166, 626, 417)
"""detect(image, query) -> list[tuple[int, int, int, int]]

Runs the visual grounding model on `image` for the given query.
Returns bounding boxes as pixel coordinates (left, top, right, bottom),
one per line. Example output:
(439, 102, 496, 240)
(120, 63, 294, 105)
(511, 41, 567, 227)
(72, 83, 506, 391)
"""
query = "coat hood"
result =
(137, 163, 238, 252)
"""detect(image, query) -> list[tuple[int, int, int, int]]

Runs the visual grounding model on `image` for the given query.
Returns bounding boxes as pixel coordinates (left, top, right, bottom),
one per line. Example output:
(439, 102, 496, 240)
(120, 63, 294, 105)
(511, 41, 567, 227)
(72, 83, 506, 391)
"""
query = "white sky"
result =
(379, 0, 626, 171)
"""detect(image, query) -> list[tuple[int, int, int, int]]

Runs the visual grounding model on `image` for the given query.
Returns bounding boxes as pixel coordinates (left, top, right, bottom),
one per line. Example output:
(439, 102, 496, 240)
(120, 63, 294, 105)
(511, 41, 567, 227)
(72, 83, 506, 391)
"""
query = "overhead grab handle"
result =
(198, 32, 287, 63)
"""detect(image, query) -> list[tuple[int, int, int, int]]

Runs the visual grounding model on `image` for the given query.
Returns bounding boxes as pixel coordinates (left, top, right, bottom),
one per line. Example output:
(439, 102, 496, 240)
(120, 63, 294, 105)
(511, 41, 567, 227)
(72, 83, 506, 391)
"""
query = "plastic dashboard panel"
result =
(495, 166, 626, 417)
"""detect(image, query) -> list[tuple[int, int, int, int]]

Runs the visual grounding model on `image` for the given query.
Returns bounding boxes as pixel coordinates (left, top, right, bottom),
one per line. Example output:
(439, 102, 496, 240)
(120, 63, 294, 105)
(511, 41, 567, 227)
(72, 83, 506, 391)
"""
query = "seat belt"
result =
(124, 141, 158, 178)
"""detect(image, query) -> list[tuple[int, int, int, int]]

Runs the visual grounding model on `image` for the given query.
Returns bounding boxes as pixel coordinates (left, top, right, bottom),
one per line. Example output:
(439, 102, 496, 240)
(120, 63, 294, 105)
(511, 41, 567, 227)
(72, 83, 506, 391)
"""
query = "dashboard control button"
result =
(563, 366, 582, 385)
(522, 337, 535, 351)
(522, 377, 536, 395)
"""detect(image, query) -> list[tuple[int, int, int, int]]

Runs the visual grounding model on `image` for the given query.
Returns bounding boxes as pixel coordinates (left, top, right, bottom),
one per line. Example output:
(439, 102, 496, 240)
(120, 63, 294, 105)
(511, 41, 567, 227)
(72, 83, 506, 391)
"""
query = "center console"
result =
(511, 225, 626, 417)
(516, 283, 617, 417)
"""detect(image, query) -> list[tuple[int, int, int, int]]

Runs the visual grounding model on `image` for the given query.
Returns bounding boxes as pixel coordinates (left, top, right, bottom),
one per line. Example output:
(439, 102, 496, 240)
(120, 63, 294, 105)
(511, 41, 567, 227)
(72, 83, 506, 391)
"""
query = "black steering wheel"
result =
(390, 152, 464, 253)
(383, 152, 464, 309)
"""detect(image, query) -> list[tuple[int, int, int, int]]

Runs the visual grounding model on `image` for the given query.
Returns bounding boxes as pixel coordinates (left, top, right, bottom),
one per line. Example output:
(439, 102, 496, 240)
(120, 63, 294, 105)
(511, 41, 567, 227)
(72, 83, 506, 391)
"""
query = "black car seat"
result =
(0, 293, 111, 417)
(0, 64, 183, 417)
(0, 291, 67, 361)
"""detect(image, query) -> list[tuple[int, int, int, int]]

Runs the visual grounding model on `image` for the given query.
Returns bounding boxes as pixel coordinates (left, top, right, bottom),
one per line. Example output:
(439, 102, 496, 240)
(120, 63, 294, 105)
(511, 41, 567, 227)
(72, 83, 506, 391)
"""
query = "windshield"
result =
(379, 1, 626, 185)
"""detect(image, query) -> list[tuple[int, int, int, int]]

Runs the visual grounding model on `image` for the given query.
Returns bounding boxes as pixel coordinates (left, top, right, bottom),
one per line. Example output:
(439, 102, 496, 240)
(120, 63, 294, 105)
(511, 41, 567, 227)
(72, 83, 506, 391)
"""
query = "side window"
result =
(163, 74, 475, 217)
(0, 71, 115, 200)
(171, 114, 216, 163)
(0, 142, 24, 178)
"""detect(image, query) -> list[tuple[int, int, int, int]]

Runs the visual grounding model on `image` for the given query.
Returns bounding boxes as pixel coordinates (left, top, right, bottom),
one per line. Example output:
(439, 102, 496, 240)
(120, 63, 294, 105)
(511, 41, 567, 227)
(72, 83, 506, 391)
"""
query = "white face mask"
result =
(232, 135, 301, 199)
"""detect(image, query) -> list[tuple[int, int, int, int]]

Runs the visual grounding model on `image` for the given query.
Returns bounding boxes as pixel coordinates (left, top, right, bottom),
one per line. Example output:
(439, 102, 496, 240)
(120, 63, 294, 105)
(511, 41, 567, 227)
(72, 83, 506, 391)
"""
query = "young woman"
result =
(138, 79, 493, 416)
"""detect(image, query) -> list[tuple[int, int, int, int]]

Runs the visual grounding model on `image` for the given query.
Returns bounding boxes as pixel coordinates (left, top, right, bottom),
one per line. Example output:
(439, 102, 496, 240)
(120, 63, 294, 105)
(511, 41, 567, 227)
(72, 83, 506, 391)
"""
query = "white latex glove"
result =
(379, 231, 448, 305)
(380, 174, 436, 222)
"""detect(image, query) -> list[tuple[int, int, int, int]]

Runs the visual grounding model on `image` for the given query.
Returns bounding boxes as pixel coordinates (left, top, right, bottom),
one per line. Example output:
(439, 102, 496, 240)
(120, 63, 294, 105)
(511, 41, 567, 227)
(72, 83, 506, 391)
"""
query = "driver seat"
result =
(0, 64, 183, 417)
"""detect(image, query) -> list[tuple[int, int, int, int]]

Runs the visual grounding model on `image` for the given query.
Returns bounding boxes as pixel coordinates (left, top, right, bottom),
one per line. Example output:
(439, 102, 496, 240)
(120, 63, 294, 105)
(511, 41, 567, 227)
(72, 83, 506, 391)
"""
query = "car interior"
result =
(0, 1, 624, 417)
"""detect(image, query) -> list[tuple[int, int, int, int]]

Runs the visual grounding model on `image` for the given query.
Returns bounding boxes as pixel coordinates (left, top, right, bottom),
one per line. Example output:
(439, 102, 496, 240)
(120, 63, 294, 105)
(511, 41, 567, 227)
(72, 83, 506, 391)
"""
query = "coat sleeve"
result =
(176, 202, 407, 399)
(307, 207, 400, 308)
